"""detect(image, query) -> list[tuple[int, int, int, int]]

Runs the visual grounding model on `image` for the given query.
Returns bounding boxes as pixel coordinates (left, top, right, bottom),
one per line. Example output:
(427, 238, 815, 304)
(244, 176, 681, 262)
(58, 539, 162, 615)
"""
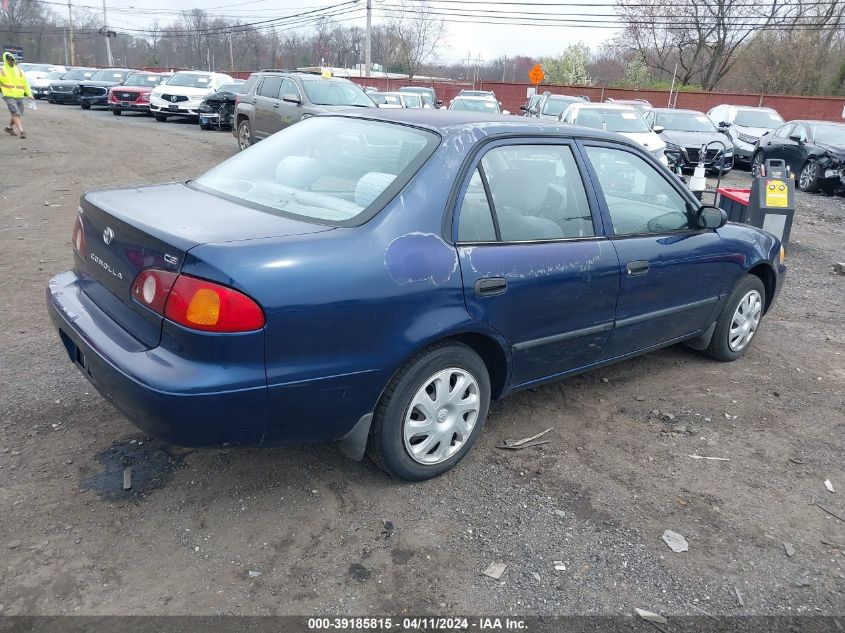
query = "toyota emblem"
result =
(170, 95, 178, 102)
(103, 227, 115, 245)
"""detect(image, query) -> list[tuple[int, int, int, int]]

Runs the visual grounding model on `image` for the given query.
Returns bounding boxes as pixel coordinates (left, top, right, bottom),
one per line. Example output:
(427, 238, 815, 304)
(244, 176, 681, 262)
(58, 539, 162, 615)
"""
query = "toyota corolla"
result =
(47, 111, 786, 480)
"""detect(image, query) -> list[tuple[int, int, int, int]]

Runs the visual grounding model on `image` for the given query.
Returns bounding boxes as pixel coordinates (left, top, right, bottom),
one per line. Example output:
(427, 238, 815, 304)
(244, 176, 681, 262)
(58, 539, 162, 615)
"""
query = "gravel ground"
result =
(0, 104, 843, 618)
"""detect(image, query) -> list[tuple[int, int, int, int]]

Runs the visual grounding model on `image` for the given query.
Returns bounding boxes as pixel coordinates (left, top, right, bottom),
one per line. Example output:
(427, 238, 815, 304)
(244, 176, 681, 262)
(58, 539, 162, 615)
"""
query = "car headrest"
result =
(355, 172, 395, 207)
(491, 169, 547, 211)
(275, 156, 322, 189)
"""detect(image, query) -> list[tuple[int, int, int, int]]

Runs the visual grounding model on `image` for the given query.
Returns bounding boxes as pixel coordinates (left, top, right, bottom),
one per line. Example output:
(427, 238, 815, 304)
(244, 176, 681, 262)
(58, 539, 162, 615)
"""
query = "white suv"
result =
(150, 71, 234, 121)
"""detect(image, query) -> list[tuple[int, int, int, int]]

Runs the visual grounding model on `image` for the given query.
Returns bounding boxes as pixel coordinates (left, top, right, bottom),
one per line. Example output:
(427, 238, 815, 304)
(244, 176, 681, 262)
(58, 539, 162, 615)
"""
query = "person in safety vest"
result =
(1, 52, 33, 139)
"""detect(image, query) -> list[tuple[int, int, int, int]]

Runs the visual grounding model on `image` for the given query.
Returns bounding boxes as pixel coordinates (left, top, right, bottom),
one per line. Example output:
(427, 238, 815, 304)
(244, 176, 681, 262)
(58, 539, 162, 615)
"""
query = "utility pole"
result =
(228, 32, 234, 72)
(102, 0, 113, 66)
(67, 0, 75, 65)
(364, 0, 371, 77)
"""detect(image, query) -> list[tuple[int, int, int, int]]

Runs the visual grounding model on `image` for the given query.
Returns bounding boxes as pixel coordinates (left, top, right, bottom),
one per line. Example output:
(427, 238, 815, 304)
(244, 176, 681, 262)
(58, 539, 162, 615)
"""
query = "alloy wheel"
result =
(238, 122, 251, 150)
(728, 290, 763, 352)
(799, 162, 816, 190)
(750, 153, 764, 177)
(402, 367, 480, 465)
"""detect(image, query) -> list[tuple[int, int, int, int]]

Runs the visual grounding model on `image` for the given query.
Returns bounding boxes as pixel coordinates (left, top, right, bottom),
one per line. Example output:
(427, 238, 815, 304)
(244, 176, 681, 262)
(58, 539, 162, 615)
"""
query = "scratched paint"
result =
(384, 232, 459, 286)
(461, 240, 606, 280)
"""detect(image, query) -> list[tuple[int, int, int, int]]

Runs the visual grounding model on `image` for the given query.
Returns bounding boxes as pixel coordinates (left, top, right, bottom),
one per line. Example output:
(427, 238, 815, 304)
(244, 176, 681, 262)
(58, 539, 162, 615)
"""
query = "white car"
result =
(562, 103, 668, 166)
(449, 95, 510, 115)
(30, 70, 67, 99)
(20, 63, 66, 85)
(150, 71, 235, 121)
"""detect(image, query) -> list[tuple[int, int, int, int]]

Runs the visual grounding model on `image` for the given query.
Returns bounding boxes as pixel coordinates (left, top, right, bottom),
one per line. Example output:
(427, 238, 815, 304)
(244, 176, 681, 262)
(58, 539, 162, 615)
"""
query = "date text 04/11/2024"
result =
(306, 617, 527, 630)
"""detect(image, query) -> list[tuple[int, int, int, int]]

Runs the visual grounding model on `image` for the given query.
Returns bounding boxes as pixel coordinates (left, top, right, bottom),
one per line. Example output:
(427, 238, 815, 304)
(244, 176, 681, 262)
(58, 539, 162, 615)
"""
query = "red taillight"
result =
(72, 214, 86, 257)
(130, 270, 265, 333)
(131, 269, 178, 314)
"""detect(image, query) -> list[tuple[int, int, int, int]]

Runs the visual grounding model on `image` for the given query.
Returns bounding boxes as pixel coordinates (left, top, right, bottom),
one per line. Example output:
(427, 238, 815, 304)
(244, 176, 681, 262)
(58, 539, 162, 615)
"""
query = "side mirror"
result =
(282, 93, 301, 104)
(529, 107, 539, 115)
(697, 205, 727, 229)
(719, 121, 731, 128)
(653, 125, 665, 134)
(435, 100, 443, 107)
(519, 105, 528, 112)
(788, 133, 803, 143)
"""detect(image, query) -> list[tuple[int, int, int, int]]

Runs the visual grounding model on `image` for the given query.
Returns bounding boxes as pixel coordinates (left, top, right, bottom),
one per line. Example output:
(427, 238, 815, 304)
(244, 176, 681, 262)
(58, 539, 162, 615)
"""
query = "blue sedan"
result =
(47, 110, 786, 480)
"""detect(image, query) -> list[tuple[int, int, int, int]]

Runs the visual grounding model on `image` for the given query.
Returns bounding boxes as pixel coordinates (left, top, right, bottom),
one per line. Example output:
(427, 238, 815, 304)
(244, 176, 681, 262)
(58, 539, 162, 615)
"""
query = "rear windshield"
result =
(656, 111, 716, 132)
(193, 117, 438, 225)
(167, 73, 213, 88)
(735, 109, 783, 128)
(300, 79, 372, 106)
(123, 73, 161, 86)
(575, 108, 650, 133)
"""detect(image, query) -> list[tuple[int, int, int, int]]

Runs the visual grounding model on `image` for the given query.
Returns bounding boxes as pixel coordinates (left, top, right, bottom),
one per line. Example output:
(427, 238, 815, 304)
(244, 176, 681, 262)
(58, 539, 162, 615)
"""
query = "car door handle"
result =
(273, 103, 280, 108)
(626, 261, 649, 276)
(474, 277, 507, 297)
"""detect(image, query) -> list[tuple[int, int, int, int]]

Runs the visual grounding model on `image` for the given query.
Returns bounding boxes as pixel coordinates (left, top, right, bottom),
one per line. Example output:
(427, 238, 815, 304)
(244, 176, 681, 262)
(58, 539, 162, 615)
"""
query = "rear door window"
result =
(258, 77, 282, 99)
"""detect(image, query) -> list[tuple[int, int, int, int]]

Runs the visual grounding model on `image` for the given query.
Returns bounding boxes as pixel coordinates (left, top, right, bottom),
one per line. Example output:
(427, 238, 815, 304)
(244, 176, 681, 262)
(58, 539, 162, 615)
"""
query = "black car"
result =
(47, 67, 97, 104)
(198, 80, 249, 130)
(78, 68, 137, 109)
(751, 120, 845, 194)
(645, 108, 734, 174)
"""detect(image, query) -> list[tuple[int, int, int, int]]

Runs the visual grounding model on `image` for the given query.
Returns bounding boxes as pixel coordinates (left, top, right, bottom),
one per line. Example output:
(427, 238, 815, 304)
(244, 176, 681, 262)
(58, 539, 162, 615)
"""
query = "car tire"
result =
(366, 342, 491, 481)
(154, 114, 168, 122)
(706, 274, 766, 362)
(237, 119, 253, 151)
(200, 122, 212, 130)
(750, 151, 764, 177)
(798, 159, 819, 193)
(112, 109, 121, 116)
(80, 102, 90, 110)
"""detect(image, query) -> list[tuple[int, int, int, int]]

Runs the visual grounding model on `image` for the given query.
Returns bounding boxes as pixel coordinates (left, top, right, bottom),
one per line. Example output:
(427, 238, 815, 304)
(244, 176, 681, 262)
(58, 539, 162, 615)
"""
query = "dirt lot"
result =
(0, 104, 843, 619)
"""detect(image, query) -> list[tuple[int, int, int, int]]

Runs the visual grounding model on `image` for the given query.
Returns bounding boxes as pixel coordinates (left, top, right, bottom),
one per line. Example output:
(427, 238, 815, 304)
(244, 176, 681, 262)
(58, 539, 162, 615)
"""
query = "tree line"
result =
(2, 0, 845, 96)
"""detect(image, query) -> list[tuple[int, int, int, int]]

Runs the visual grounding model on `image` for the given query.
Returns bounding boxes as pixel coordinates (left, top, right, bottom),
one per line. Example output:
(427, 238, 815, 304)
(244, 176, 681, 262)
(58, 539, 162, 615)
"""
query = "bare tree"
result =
(385, 0, 446, 79)
(615, 0, 809, 90)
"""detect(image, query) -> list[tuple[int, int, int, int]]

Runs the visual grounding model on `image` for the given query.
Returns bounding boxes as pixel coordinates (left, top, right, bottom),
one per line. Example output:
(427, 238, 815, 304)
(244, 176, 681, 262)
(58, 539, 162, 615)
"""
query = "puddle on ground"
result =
(81, 436, 189, 501)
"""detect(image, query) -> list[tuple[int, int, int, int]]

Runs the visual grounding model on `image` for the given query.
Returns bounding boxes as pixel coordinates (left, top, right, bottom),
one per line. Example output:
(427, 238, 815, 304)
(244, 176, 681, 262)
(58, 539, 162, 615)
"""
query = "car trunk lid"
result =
(76, 182, 333, 348)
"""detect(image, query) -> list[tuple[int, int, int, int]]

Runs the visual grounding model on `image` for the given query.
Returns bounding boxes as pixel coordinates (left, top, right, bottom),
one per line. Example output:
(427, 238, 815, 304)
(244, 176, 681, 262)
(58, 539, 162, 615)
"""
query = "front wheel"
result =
(750, 151, 764, 177)
(112, 109, 121, 116)
(80, 102, 90, 110)
(706, 274, 766, 362)
(237, 119, 253, 151)
(367, 342, 491, 481)
(154, 114, 168, 122)
(798, 160, 819, 193)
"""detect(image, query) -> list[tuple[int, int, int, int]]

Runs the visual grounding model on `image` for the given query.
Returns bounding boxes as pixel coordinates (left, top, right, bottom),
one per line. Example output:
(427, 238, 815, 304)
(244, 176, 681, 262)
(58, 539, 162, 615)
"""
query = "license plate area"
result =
(168, 104, 180, 111)
(121, 101, 130, 107)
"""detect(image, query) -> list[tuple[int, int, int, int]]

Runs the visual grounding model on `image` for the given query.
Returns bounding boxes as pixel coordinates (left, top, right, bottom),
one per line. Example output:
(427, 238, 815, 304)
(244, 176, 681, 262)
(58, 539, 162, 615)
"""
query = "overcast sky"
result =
(96, 0, 621, 64)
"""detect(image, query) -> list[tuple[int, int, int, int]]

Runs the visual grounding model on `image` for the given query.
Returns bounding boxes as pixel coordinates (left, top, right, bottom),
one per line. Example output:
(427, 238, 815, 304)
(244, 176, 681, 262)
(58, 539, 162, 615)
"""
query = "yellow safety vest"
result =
(0, 63, 30, 99)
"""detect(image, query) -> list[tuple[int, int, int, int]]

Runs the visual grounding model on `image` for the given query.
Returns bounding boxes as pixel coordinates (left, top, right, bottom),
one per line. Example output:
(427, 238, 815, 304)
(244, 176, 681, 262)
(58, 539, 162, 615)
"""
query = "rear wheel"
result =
(706, 274, 766, 362)
(154, 114, 168, 122)
(750, 151, 764, 177)
(798, 160, 819, 192)
(367, 343, 490, 481)
(237, 119, 253, 151)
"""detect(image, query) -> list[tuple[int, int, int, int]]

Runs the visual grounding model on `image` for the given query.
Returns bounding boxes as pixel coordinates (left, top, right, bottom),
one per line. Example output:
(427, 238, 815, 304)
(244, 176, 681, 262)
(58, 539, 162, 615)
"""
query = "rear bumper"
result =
(46, 271, 268, 447)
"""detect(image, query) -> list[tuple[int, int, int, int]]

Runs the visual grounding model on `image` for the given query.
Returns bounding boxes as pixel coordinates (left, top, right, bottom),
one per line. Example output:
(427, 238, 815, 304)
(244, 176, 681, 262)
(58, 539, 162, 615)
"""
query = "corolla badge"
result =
(103, 227, 115, 245)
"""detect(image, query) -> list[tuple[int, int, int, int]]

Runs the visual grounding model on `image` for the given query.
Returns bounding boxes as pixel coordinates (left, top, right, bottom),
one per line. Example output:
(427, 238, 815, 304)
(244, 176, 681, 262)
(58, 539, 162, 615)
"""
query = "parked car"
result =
(520, 91, 548, 116)
(449, 95, 507, 114)
(78, 68, 137, 109)
(233, 70, 374, 150)
(150, 71, 235, 122)
(707, 105, 784, 165)
(606, 98, 653, 114)
(30, 70, 66, 100)
(561, 103, 668, 165)
(751, 120, 845, 193)
(198, 80, 249, 130)
(20, 62, 66, 86)
(46, 110, 786, 481)
(458, 89, 496, 99)
(47, 67, 97, 104)
(370, 91, 421, 109)
(645, 108, 733, 174)
(532, 94, 586, 121)
(399, 86, 440, 108)
(109, 72, 172, 116)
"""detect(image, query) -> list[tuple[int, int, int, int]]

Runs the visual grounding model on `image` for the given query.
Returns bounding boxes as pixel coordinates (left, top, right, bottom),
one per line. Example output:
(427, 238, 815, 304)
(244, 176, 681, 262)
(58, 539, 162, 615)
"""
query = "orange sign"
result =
(528, 64, 544, 85)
